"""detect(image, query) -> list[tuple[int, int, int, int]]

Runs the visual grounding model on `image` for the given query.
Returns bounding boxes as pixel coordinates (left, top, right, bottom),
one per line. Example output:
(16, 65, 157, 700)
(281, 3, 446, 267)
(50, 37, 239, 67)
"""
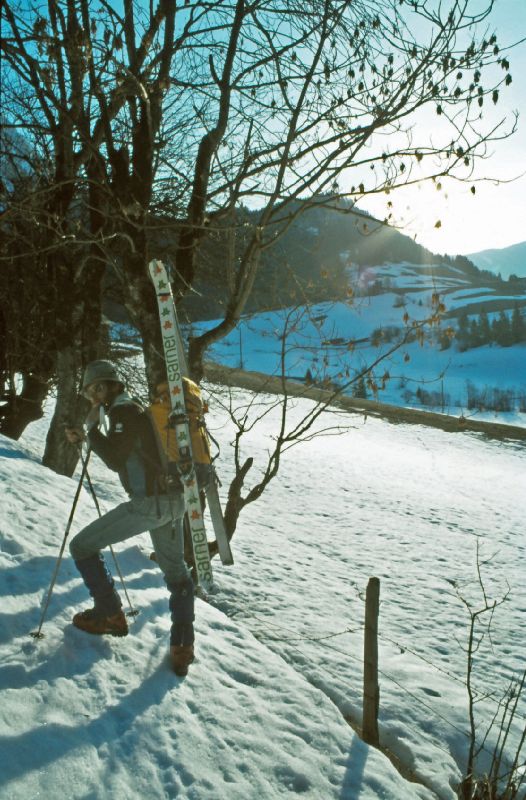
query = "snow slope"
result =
(0, 420, 434, 800)
(1, 384, 524, 799)
(200, 387, 526, 799)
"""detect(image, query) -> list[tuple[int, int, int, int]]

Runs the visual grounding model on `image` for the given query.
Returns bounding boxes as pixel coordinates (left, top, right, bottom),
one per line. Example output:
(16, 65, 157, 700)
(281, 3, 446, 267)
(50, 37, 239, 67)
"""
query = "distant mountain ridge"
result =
(178, 201, 511, 320)
(467, 241, 526, 280)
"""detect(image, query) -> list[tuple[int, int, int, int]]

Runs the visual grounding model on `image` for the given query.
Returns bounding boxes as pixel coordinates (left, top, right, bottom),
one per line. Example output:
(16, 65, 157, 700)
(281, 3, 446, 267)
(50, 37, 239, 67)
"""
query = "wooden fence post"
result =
(363, 576, 380, 746)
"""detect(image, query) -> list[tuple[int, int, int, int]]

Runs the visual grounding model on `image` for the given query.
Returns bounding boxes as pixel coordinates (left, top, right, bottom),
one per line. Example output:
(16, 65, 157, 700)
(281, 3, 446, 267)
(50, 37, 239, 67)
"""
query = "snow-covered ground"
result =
(191, 264, 526, 425)
(1, 383, 524, 799)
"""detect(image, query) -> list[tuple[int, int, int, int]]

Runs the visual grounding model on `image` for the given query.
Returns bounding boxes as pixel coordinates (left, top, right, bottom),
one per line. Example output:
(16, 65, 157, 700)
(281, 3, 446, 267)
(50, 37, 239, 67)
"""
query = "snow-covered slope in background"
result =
(2, 386, 525, 799)
(190, 261, 526, 425)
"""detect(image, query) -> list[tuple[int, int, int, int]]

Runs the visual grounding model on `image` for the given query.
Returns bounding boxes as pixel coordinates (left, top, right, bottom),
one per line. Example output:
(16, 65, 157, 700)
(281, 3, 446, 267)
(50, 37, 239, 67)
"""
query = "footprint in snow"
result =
(421, 686, 441, 697)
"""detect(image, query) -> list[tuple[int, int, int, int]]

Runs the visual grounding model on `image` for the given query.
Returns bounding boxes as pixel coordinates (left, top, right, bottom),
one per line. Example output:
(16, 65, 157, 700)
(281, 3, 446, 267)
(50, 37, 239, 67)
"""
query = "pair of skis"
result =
(148, 259, 233, 592)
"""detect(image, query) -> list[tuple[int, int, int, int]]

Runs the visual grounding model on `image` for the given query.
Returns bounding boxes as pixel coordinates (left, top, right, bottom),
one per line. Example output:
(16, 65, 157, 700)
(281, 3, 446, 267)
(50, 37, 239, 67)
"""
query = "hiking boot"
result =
(72, 608, 129, 637)
(170, 644, 194, 676)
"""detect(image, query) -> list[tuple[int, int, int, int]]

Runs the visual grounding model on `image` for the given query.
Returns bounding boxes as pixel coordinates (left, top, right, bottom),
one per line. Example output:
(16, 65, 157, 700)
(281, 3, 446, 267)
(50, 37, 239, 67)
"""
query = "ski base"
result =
(205, 475, 234, 566)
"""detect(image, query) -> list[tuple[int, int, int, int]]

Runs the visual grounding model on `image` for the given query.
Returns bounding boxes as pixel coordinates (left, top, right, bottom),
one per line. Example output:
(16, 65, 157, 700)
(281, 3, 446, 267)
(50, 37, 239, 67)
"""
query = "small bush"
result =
(416, 386, 450, 408)
(466, 382, 515, 412)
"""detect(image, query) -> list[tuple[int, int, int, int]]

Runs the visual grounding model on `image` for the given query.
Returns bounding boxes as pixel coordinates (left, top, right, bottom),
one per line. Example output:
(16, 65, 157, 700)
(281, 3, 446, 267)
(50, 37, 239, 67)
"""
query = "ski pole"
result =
(77, 446, 138, 618)
(30, 448, 93, 639)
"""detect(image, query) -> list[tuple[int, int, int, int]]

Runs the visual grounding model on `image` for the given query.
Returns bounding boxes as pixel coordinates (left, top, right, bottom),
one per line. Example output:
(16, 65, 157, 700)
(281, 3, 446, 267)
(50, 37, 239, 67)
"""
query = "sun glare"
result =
(361, 171, 526, 257)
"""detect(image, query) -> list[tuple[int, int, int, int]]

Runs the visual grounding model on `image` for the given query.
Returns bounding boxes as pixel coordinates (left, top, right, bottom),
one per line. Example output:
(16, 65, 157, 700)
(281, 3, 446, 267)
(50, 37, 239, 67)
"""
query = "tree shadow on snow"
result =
(0, 602, 172, 731)
(0, 626, 114, 689)
(0, 444, 43, 464)
(0, 546, 170, 651)
(0, 555, 80, 598)
(0, 662, 182, 789)
(0, 542, 160, 600)
(0, 570, 89, 646)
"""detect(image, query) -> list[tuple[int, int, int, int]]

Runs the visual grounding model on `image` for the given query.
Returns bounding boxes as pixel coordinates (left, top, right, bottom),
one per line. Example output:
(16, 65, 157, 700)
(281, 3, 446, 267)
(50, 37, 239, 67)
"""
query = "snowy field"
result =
(190, 262, 526, 428)
(1, 383, 525, 799)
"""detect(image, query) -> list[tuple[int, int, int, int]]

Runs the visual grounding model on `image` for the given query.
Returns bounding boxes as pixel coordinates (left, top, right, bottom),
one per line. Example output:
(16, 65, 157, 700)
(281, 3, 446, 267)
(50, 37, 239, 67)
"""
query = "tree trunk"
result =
(42, 346, 87, 476)
(0, 372, 49, 440)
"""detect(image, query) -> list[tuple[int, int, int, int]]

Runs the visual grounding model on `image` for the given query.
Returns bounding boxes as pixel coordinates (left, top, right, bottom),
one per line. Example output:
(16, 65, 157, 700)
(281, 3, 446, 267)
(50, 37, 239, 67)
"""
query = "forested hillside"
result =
(104, 201, 518, 324)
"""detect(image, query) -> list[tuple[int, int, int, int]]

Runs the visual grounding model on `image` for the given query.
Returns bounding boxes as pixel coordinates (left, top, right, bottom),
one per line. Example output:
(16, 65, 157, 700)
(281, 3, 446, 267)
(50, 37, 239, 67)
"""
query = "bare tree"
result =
(147, 0, 516, 378)
(4, 0, 512, 378)
(453, 544, 526, 800)
(1, 0, 182, 468)
(1, 3, 113, 471)
(200, 294, 447, 541)
(0, 156, 54, 438)
(1, 0, 518, 498)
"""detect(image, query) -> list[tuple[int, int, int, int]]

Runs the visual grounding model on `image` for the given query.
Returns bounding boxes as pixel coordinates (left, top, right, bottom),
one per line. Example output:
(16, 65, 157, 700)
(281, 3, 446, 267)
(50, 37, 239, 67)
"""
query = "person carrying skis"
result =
(65, 359, 198, 676)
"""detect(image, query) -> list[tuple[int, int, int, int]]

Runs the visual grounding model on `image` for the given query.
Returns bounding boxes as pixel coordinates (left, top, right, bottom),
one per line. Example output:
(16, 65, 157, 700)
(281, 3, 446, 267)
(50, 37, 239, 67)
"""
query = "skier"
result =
(65, 359, 197, 676)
